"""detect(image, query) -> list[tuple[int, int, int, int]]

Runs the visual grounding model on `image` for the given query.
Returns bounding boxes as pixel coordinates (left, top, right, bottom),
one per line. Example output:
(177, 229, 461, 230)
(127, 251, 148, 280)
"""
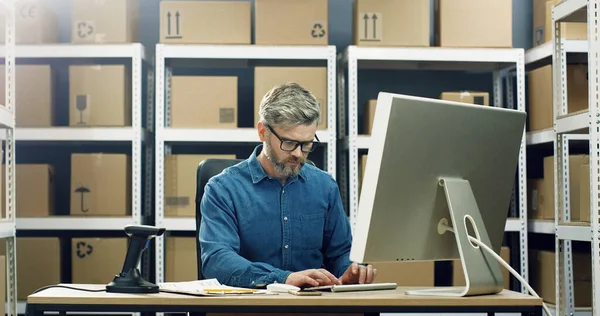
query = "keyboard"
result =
(303, 282, 398, 293)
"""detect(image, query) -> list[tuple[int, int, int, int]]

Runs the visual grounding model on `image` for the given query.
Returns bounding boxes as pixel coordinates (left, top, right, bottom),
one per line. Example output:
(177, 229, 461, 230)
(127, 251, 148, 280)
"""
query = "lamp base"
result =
(106, 268, 159, 294)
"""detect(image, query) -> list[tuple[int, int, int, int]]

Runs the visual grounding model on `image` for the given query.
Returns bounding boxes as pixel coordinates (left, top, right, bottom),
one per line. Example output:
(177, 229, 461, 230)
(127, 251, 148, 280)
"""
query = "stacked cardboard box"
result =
(530, 249, 592, 306)
(533, 0, 587, 47)
(441, 91, 490, 106)
(70, 153, 131, 217)
(435, 0, 512, 48)
(528, 64, 588, 132)
(71, 0, 140, 43)
(164, 154, 236, 217)
(15, 164, 55, 217)
(353, 0, 430, 47)
(170, 76, 238, 129)
(0, 238, 61, 300)
(528, 155, 590, 222)
(159, 1, 251, 44)
(165, 237, 197, 282)
(69, 65, 131, 127)
(0, 65, 56, 127)
(71, 237, 128, 284)
(0, 0, 59, 44)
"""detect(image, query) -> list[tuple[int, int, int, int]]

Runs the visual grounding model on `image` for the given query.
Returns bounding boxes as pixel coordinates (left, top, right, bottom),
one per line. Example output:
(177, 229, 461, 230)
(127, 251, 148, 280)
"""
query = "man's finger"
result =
(312, 270, 336, 285)
(352, 262, 359, 274)
(319, 269, 342, 285)
(366, 265, 374, 284)
(303, 275, 320, 287)
(359, 265, 367, 284)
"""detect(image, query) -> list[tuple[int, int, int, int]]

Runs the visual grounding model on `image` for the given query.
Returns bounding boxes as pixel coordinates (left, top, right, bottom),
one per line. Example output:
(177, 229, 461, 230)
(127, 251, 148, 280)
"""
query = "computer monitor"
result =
(350, 92, 526, 297)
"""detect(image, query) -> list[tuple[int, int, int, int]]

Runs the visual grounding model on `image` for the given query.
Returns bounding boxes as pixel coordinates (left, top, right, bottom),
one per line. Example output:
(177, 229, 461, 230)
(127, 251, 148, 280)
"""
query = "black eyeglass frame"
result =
(266, 124, 320, 153)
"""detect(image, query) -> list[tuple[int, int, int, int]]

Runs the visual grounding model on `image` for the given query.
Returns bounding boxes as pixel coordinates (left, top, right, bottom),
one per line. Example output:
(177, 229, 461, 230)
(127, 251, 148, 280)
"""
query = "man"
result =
(199, 82, 376, 288)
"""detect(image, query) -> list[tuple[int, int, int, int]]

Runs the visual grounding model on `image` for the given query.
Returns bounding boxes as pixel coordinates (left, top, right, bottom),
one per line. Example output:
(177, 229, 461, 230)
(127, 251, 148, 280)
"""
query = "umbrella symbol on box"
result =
(75, 186, 90, 213)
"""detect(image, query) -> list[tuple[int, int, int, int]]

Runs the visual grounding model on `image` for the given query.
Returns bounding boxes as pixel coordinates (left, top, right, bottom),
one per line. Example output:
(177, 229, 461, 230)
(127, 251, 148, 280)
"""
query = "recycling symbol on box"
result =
(76, 241, 93, 258)
(76, 21, 94, 39)
(311, 23, 326, 38)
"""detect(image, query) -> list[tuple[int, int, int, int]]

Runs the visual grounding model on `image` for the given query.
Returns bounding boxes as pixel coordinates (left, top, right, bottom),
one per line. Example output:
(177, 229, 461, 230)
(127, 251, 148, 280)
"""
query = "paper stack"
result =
(159, 278, 269, 296)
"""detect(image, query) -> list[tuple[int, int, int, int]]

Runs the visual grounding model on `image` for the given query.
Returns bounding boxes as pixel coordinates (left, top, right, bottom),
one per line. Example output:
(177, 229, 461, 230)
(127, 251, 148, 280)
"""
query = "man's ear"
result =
(257, 121, 267, 142)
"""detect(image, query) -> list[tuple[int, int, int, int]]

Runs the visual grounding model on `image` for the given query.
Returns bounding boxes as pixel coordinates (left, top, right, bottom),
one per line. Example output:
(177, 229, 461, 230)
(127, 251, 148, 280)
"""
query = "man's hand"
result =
(340, 262, 376, 285)
(285, 268, 342, 287)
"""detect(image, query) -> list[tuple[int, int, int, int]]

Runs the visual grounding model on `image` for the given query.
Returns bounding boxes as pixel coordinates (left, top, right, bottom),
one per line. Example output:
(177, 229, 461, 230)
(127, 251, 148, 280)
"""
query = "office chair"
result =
(194, 158, 243, 280)
(194, 157, 317, 280)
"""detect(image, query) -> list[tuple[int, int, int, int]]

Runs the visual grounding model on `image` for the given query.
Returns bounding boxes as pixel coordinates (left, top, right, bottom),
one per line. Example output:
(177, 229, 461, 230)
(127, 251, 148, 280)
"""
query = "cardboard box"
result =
(533, 0, 587, 46)
(0, 0, 58, 44)
(440, 91, 490, 106)
(0, 65, 55, 127)
(435, 0, 512, 48)
(363, 100, 376, 135)
(15, 164, 54, 217)
(254, 67, 327, 130)
(370, 261, 434, 286)
(255, 0, 327, 45)
(170, 76, 238, 128)
(0, 238, 61, 300)
(69, 65, 131, 127)
(70, 153, 131, 216)
(165, 237, 197, 282)
(71, 0, 139, 43)
(358, 154, 368, 196)
(165, 154, 236, 217)
(159, 1, 250, 44)
(579, 156, 591, 223)
(72, 238, 128, 284)
(527, 179, 548, 220)
(353, 0, 430, 47)
(528, 64, 588, 131)
(537, 155, 587, 221)
(453, 246, 510, 289)
(530, 249, 591, 306)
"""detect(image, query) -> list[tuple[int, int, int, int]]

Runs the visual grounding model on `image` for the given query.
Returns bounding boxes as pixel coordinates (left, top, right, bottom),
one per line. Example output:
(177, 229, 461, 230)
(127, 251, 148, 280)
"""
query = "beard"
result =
(264, 141, 306, 178)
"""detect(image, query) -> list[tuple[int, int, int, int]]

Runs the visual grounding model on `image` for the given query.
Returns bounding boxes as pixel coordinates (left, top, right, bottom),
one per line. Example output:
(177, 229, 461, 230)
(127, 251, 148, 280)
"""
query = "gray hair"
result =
(259, 82, 321, 129)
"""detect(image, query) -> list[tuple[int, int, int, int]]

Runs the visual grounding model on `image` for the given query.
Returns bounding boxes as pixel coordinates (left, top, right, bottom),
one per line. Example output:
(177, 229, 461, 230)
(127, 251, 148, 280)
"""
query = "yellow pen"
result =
(203, 288, 256, 293)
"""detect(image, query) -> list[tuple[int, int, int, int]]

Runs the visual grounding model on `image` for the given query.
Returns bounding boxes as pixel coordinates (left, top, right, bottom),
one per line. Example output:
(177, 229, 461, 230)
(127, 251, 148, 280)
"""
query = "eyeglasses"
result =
(266, 125, 320, 153)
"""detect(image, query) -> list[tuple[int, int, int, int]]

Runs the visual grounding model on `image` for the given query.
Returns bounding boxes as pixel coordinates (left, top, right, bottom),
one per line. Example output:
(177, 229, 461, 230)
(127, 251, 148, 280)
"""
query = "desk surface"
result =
(27, 284, 542, 307)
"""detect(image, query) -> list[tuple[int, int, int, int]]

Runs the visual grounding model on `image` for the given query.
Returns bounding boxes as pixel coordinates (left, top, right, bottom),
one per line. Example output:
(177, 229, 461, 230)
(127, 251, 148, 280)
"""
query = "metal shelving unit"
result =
(337, 45, 528, 293)
(0, 42, 153, 314)
(153, 44, 337, 288)
(0, 1, 18, 316)
(0, 43, 153, 232)
(552, 1, 600, 316)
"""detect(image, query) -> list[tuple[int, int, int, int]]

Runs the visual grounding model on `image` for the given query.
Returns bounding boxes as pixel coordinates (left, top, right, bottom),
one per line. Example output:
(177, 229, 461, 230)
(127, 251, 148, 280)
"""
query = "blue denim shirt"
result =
(199, 144, 353, 288)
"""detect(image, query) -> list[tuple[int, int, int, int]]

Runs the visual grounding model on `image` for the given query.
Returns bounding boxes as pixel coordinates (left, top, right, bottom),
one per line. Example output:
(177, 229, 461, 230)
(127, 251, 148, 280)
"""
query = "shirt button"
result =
(284, 216, 288, 221)
(285, 244, 289, 249)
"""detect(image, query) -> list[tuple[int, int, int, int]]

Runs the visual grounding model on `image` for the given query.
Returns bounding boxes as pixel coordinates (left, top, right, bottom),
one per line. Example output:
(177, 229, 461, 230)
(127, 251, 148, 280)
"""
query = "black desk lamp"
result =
(106, 225, 166, 294)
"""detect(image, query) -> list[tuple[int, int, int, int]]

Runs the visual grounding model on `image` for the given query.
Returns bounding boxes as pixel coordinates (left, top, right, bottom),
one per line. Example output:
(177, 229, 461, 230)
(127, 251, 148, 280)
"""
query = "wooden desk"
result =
(26, 284, 543, 316)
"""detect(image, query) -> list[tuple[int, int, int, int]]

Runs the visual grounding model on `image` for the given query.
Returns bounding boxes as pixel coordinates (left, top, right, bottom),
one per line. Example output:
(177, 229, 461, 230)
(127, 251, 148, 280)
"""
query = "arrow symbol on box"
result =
(363, 14, 369, 39)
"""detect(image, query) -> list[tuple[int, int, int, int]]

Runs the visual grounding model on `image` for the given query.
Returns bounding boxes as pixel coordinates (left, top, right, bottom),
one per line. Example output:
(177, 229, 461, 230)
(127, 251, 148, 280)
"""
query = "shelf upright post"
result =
(587, 1, 600, 315)
(1, 1, 17, 316)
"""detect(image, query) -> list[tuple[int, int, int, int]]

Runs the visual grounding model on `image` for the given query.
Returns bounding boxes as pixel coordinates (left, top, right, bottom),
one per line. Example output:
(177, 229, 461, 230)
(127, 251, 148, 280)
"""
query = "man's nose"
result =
(292, 145, 303, 156)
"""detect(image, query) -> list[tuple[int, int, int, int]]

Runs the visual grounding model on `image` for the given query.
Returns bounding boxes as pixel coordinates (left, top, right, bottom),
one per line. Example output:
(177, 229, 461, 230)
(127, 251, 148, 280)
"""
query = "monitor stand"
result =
(406, 177, 504, 297)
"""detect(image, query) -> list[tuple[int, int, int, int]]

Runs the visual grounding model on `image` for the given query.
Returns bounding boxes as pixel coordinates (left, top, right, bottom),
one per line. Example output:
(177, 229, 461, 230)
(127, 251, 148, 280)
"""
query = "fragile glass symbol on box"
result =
(76, 95, 88, 125)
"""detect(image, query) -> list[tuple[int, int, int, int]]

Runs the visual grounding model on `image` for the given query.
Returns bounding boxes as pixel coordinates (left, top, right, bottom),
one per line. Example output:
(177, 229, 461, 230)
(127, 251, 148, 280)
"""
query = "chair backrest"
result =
(194, 158, 243, 280)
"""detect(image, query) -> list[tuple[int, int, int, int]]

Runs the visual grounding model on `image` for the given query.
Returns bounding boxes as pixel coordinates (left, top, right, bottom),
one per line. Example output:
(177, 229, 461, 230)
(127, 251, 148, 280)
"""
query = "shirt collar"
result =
(248, 144, 309, 184)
